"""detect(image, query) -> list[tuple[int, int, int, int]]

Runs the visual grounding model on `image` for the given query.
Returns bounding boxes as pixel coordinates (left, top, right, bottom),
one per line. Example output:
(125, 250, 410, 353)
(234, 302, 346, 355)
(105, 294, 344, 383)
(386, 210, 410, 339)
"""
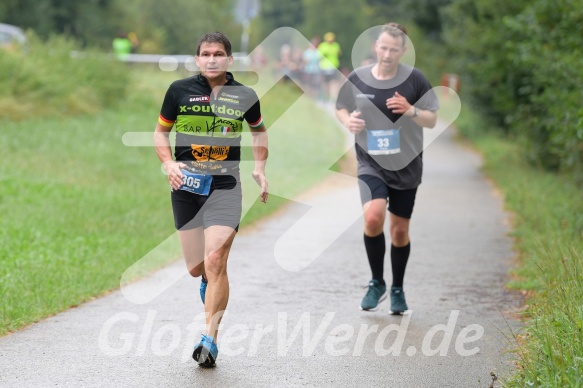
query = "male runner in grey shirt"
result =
(336, 23, 439, 314)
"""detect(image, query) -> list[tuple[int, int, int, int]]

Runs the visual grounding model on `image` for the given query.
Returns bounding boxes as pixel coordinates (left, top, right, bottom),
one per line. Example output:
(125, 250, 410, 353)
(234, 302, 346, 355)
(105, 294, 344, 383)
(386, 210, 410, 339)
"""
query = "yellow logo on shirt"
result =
(191, 145, 230, 162)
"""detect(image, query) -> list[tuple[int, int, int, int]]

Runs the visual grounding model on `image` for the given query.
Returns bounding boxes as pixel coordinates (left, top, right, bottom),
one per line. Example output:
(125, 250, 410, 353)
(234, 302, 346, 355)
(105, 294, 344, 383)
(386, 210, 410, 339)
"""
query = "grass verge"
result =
(455, 106, 583, 387)
(0, 67, 345, 335)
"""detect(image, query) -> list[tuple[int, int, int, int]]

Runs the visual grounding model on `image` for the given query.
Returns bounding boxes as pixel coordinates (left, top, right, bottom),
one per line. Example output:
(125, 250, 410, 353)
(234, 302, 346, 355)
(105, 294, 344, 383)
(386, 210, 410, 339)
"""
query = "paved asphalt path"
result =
(0, 121, 522, 387)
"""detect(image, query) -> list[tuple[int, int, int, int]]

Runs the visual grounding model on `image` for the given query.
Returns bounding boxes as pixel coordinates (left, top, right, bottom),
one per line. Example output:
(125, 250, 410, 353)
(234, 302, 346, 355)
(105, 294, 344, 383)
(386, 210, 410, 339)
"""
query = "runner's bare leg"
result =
(178, 227, 205, 277)
(203, 225, 236, 341)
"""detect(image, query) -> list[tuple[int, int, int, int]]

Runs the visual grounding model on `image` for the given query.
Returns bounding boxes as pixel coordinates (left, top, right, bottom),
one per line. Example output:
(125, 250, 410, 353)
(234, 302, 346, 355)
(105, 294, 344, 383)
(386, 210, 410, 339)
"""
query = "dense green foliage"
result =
(255, 0, 304, 40)
(249, 0, 451, 81)
(251, 0, 361, 69)
(365, 0, 452, 41)
(114, 0, 241, 55)
(2, 0, 450, 75)
(0, 0, 120, 47)
(444, 0, 583, 181)
(1, 0, 240, 54)
(0, 33, 130, 120)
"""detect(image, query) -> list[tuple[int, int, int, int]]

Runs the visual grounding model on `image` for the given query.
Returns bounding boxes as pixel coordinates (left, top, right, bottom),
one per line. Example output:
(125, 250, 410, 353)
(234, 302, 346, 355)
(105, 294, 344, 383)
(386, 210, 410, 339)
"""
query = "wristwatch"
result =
(412, 106, 419, 117)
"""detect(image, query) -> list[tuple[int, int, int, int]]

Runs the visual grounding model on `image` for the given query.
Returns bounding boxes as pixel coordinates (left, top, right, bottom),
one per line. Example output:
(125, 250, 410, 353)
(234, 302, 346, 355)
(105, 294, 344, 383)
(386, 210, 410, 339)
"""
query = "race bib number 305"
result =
(178, 170, 212, 196)
(367, 129, 401, 155)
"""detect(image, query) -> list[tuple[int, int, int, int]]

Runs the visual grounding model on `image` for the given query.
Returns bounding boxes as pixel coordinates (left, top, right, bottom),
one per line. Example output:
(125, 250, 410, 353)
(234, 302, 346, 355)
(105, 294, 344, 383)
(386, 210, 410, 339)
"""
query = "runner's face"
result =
(195, 42, 233, 80)
(375, 32, 406, 73)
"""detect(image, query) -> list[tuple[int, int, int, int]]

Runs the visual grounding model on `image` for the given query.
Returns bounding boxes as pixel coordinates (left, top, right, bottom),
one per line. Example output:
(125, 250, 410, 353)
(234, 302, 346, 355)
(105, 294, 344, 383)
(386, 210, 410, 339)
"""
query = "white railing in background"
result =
(69, 51, 251, 71)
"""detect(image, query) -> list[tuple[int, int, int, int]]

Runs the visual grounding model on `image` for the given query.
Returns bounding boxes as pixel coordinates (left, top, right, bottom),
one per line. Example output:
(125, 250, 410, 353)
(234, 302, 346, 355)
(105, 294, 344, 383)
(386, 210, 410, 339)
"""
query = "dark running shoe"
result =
(192, 335, 218, 367)
(389, 286, 408, 314)
(360, 279, 387, 311)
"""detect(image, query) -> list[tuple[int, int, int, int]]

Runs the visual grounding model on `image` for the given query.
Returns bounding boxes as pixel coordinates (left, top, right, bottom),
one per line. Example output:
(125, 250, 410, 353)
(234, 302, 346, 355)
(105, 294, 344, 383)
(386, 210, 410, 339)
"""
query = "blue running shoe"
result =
(360, 279, 387, 311)
(200, 275, 207, 304)
(193, 335, 218, 367)
(390, 286, 408, 314)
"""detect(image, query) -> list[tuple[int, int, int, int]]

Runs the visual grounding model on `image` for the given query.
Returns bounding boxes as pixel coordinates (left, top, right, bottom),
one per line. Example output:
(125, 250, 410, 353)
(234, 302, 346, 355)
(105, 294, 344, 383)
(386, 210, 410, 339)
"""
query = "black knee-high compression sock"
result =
(391, 243, 411, 288)
(364, 233, 386, 285)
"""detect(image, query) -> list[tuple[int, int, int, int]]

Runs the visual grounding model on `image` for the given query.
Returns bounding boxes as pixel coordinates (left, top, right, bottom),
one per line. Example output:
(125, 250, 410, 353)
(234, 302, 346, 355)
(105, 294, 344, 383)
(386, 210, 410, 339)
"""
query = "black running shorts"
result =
(170, 181, 242, 231)
(358, 174, 418, 219)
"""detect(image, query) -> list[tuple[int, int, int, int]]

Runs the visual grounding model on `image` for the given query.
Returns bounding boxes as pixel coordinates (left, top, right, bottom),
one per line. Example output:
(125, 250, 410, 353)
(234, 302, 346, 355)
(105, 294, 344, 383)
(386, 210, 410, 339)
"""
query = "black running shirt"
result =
(158, 72, 263, 187)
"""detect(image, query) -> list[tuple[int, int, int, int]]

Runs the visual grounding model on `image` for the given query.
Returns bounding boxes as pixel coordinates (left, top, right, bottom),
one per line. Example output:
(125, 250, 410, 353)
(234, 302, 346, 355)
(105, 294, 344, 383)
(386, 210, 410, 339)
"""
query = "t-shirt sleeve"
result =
(158, 84, 177, 128)
(244, 89, 263, 129)
(335, 74, 357, 112)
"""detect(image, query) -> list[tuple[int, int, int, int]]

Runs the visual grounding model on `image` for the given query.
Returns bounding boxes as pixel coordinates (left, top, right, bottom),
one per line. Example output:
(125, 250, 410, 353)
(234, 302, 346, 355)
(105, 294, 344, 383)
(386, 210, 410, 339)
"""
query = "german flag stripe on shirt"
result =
(158, 114, 175, 128)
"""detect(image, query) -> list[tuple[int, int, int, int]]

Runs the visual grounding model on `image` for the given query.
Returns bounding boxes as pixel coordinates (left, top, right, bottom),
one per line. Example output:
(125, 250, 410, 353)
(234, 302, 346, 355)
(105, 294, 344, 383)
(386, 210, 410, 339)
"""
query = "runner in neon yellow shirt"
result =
(112, 32, 132, 61)
(318, 32, 342, 100)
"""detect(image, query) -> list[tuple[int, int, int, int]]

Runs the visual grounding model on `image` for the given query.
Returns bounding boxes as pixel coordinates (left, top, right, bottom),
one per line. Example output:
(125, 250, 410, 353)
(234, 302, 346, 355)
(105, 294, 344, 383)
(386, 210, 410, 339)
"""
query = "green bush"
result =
(506, 1, 583, 180)
(0, 32, 130, 120)
(443, 0, 583, 183)
(442, 0, 527, 128)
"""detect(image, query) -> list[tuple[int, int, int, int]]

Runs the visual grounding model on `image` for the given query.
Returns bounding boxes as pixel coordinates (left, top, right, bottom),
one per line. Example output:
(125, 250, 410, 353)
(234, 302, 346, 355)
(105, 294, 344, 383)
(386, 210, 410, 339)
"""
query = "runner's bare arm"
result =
(251, 124, 269, 203)
(413, 109, 437, 128)
(154, 123, 185, 190)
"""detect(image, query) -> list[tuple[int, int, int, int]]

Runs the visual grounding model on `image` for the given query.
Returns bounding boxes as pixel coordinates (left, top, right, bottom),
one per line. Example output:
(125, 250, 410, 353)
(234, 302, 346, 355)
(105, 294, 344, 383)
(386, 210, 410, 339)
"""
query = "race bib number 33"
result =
(179, 170, 212, 196)
(367, 129, 401, 155)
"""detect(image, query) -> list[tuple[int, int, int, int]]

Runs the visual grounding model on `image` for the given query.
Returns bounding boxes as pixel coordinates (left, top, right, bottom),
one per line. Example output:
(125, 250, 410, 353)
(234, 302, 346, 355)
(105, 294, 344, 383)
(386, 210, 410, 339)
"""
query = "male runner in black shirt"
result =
(154, 32, 268, 367)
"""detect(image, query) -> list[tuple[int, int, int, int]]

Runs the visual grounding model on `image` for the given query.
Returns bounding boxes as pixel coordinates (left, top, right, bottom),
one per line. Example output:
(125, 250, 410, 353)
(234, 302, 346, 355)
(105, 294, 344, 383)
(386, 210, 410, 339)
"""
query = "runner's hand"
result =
(163, 161, 187, 190)
(346, 111, 366, 134)
(386, 92, 413, 116)
(252, 170, 269, 203)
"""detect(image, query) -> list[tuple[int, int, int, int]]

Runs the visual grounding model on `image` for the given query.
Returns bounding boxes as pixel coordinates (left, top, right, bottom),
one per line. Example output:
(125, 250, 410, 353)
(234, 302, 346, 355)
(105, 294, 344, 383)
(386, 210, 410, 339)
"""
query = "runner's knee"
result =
(188, 265, 204, 277)
(364, 212, 384, 234)
(390, 225, 409, 246)
(205, 249, 228, 276)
